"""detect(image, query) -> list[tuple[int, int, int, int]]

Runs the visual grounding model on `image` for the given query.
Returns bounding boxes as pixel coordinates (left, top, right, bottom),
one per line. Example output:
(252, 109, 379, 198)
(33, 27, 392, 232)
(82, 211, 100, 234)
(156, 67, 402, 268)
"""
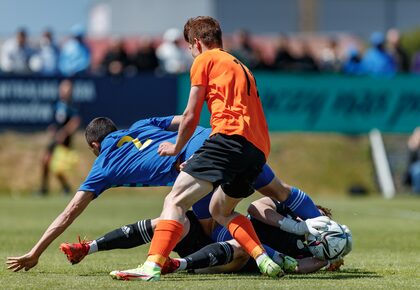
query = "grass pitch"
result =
(1, 192, 420, 289)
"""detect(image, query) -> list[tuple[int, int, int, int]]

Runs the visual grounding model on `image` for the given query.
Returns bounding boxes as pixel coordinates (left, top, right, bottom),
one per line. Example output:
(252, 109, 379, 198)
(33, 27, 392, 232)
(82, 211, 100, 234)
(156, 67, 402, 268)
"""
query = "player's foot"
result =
(110, 263, 161, 281)
(279, 255, 298, 273)
(326, 258, 344, 271)
(161, 257, 180, 275)
(258, 256, 284, 278)
(59, 236, 90, 265)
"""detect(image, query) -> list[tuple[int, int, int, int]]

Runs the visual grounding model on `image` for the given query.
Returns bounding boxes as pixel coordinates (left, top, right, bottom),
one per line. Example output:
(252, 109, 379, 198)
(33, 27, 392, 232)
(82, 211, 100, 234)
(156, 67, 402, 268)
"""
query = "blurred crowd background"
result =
(1, 0, 420, 77)
(2, 24, 420, 77)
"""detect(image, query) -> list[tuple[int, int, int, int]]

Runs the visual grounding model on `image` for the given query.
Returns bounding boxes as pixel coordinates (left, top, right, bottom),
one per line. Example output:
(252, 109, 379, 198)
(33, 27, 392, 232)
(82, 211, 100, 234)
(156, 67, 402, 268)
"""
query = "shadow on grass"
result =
(157, 268, 382, 282)
(287, 268, 382, 280)
(36, 268, 382, 282)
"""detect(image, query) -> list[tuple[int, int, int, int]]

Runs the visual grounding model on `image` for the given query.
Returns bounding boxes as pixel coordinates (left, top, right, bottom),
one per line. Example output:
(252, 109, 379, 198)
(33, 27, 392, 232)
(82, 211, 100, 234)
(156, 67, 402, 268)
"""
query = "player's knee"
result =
(230, 242, 248, 261)
(163, 191, 190, 212)
(209, 207, 230, 226)
(209, 203, 220, 219)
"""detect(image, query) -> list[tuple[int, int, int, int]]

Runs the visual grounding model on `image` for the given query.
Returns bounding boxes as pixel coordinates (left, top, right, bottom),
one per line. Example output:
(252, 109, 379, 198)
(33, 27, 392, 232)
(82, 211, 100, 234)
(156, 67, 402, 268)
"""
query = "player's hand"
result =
(158, 142, 178, 156)
(279, 216, 330, 236)
(304, 216, 331, 237)
(326, 257, 344, 271)
(6, 253, 39, 272)
(179, 160, 188, 171)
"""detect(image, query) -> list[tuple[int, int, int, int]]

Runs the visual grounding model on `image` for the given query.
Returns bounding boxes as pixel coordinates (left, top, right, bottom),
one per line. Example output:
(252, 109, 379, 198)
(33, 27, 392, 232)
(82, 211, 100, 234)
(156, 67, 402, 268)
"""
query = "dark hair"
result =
(183, 16, 223, 48)
(316, 205, 333, 219)
(85, 117, 117, 144)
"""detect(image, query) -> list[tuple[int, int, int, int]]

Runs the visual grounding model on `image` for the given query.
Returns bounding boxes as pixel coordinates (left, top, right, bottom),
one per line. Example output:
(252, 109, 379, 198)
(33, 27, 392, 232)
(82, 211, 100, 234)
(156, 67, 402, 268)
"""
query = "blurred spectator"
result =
(294, 40, 319, 72)
(386, 28, 409, 73)
(319, 38, 342, 72)
(0, 28, 33, 74)
(29, 30, 60, 75)
(342, 45, 364, 75)
(361, 32, 396, 76)
(132, 38, 159, 73)
(156, 28, 190, 74)
(403, 127, 420, 194)
(231, 29, 258, 69)
(59, 24, 91, 76)
(253, 47, 273, 70)
(272, 35, 295, 71)
(100, 38, 130, 76)
(411, 51, 420, 74)
(38, 79, 81, 196)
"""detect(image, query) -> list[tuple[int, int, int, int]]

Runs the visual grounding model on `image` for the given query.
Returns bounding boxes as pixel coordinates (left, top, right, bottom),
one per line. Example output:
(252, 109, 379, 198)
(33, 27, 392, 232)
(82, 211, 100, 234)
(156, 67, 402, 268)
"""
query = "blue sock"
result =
(262, 244, 285, 265)
(263, 244, 276, 259)
(283, 187, 321, 219)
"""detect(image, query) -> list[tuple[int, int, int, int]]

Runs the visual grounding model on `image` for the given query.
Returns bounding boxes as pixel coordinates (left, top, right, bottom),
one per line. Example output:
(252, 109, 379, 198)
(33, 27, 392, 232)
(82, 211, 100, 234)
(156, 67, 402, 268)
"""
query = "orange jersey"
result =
(190, 48, 270, 159)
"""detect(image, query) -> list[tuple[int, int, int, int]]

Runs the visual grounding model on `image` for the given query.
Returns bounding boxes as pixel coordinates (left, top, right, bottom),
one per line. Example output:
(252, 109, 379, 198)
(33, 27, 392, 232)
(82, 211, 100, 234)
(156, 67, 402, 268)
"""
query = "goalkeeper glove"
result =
(278, 216, 331, 236)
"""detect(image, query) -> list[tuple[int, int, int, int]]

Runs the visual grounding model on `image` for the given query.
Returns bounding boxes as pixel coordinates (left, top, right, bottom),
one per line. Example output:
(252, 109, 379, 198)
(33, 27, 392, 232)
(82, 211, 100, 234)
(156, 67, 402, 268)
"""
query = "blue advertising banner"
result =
(0, 75, 178, 130)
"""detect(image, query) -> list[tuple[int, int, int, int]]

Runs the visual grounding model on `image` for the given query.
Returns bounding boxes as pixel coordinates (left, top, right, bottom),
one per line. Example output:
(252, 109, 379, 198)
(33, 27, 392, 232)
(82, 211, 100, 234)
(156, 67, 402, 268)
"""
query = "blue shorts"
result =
(191, 164, 275, 219)
(211, 224, 233, 242)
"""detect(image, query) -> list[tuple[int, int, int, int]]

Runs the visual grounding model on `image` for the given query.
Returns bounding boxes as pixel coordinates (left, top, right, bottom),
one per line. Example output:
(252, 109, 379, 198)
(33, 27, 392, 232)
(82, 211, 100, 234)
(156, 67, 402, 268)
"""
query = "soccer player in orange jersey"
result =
(111, 16, 300, 281)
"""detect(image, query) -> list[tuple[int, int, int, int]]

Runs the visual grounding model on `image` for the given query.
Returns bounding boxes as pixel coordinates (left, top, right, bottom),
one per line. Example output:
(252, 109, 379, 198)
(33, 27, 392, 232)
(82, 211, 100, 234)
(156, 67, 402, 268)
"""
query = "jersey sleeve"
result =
(190, 54, 210, 87)
(149, 116, 175, 130)
(78, 162, 109, 199)
(129, 116, 174, 131)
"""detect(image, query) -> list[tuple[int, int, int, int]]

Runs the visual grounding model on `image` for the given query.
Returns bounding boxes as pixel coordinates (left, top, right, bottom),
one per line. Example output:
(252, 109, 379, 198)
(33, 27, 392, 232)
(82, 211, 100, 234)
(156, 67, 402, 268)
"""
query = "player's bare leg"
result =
(209, 187, 284, 278)
(110, 171, 213, 281)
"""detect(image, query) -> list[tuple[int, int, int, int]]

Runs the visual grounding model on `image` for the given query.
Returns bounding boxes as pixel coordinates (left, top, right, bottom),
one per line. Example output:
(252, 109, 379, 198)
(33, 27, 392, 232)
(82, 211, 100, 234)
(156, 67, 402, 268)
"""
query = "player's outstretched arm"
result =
(248, 197, 330, 236)
(6, 190, 94, 272)
(295, 257, 328, 274)
(158, 86, 206, 156)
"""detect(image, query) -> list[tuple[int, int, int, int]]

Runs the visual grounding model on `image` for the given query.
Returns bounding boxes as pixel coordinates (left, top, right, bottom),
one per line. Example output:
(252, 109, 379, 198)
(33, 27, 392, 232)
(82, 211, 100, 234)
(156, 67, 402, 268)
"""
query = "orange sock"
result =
(147, 220, 183, 267)
(227, 215, 265, 259)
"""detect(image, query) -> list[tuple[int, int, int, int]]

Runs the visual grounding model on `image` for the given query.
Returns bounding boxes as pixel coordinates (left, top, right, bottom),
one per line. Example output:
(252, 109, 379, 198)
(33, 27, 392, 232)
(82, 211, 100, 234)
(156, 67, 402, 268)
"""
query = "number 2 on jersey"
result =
(117, 136, 153, 151)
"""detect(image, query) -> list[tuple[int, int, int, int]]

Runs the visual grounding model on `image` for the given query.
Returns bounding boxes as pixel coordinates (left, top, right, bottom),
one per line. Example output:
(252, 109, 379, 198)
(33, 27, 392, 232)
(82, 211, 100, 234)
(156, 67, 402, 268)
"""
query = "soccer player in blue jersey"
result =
(6, 115, 325, 272)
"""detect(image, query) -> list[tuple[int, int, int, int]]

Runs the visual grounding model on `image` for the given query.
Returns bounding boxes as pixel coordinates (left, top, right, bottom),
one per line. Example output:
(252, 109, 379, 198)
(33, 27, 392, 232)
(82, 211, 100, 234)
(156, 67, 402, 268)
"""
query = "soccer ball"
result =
(306, 220, 351, 260)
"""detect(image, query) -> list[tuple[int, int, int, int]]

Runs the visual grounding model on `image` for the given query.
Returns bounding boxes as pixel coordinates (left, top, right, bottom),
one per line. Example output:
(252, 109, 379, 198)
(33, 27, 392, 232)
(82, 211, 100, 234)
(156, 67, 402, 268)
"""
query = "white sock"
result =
(255, 252, 269, 266)
(176, 258, 187, 271)
(144, 261, 161, 269)
(88, 240, 98, 254)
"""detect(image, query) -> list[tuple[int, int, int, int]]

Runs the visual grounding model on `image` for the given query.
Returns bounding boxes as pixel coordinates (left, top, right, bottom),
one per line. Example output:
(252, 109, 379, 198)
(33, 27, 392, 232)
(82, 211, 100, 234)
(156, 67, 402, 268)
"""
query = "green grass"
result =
(1, 192, 420, 289)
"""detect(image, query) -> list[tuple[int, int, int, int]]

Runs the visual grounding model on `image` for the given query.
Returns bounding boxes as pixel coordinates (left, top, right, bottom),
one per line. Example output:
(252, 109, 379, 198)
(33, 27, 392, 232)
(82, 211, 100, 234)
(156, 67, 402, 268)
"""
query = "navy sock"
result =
(96, 219, 153, 251)
(184, 242, 234, 270)
(283, 187, 320, 219)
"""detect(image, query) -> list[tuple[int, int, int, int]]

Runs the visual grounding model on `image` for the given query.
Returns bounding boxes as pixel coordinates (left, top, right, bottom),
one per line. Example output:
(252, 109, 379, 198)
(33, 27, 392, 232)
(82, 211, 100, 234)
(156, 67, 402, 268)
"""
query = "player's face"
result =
(59, 80, 73, 102)
(189, 39, 201, 58)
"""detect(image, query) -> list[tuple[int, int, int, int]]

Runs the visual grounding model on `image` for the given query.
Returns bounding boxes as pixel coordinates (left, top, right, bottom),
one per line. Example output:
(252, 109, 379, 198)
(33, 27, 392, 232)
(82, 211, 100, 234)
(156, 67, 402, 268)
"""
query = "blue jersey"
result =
(79, 116, 210, 198)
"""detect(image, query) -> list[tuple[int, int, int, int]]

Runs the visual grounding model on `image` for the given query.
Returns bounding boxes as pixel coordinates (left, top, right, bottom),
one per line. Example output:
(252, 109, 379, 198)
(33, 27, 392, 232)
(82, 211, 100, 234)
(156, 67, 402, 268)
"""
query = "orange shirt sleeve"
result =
(190, 54, 210, 87)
